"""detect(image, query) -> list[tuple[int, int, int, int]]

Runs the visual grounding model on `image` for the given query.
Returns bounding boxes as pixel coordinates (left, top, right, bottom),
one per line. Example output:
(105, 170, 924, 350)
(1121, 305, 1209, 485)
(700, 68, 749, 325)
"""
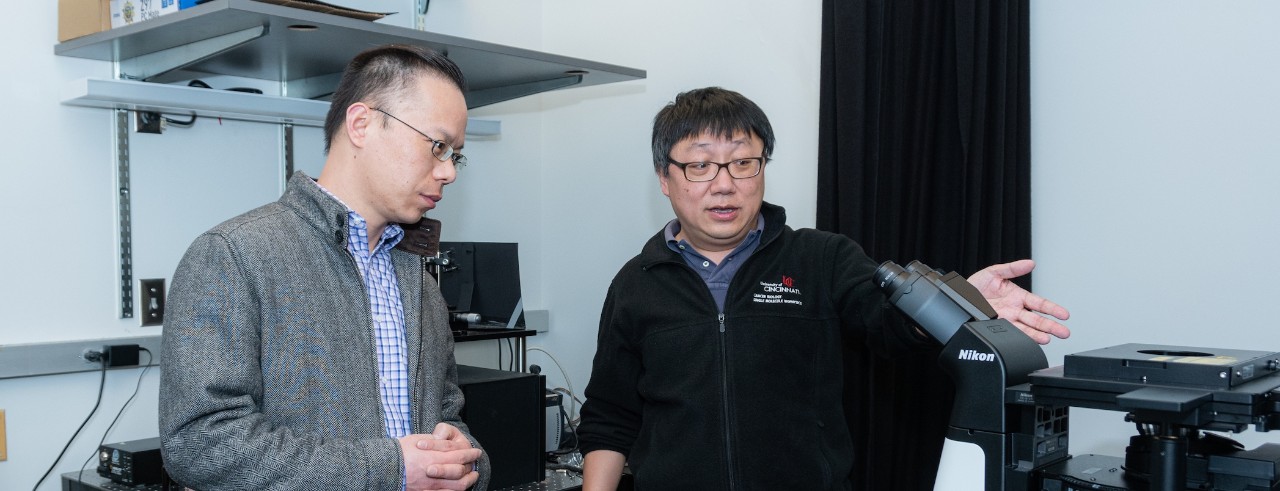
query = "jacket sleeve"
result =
(576, 282, 644, 457)
(429, 314, 492, 490)
(825, 234, 937, 355)
(159, 232, 403, 491)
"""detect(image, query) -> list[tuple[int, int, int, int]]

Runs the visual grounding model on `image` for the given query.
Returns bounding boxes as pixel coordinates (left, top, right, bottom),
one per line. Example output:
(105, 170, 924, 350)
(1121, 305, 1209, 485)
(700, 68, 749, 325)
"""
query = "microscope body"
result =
(875, 260, 1280, 491)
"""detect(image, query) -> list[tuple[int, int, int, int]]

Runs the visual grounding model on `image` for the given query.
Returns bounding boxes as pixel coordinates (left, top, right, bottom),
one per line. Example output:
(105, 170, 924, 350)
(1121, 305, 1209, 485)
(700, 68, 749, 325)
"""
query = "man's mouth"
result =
(422, 194, 441, 208)
(709, 206, 738, 218)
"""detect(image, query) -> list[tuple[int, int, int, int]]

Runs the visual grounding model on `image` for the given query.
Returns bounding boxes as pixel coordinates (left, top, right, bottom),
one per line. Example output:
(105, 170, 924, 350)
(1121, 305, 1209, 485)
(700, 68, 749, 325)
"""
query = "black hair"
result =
(323, 44, 467, 153)
(650, 87, 775, 175)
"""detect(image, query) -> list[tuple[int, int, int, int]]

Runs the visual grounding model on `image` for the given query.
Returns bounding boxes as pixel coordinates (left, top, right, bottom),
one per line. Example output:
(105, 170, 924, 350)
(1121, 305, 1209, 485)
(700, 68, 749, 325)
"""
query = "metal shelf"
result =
(53, 0, 643, 321)
(63, 78, 502, 135)
(54, 0, 646, 108)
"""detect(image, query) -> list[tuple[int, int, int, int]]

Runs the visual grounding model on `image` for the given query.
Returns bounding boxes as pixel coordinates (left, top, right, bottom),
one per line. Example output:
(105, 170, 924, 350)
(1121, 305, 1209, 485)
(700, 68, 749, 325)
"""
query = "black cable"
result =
(33, 357, 107, 491)
(77, 349, 154, 484)
(163, 113, 197, 127)
(551, 402, 580, 455)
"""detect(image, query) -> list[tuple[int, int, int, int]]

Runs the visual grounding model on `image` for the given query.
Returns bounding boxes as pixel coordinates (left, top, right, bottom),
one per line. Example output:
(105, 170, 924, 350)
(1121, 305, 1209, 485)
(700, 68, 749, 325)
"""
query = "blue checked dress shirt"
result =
(347, 213, 412, 439)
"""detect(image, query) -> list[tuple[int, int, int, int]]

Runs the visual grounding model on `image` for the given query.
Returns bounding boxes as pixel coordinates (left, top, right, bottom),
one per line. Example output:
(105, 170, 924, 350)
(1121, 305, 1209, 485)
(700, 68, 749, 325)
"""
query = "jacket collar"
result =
(640, 201, 788, 268)
(279, 171, 439, 258)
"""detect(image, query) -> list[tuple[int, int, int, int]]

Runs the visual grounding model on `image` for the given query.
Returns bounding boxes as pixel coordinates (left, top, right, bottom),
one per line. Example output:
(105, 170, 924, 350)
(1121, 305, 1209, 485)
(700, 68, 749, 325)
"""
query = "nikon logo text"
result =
(958, 349, 995, 362)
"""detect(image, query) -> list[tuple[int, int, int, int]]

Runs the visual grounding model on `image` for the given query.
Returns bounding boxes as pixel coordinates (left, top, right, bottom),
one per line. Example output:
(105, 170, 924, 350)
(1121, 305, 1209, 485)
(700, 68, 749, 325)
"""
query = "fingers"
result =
(1013, 310, 1071, 344)
(415, 437, 473, 452)
(432, 422, 469, 443)
(1022, 291, 1070, 321)
(432, 424, 458, 439)
(420, 446, 482, 465)
(419, 471, 480, 491)
(984, 259, 1036, 280)
(426, 462, 477, 481)
(406, 447, 482, 490)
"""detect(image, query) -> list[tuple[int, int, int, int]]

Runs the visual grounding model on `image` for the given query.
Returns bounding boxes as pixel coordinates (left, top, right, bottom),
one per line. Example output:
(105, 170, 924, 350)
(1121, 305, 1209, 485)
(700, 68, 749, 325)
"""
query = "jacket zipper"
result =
(718, 312, 737, 490)
(656, 221, 783, 489)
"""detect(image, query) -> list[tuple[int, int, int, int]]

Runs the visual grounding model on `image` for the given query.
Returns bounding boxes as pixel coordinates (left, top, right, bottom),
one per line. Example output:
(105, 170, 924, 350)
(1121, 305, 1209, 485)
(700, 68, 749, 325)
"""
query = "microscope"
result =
(875, 260, 1280, 491)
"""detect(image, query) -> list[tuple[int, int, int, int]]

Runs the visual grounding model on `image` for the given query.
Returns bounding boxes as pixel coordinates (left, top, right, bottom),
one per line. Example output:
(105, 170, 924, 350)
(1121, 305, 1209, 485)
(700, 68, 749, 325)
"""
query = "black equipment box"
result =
(1063, 343, 1280, 389)
(97, 437, 163, 486)
(457, 365, 545, 489)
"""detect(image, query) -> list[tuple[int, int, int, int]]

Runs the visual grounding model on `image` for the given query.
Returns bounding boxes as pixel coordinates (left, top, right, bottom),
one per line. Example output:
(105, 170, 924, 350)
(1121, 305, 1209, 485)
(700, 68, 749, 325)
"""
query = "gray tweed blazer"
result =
(159, 172, 490, 490)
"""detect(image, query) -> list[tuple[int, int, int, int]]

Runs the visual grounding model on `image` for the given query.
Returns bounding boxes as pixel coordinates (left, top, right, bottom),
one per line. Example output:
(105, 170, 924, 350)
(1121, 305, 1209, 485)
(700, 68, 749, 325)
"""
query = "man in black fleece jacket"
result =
(577, 87, 1071, 490)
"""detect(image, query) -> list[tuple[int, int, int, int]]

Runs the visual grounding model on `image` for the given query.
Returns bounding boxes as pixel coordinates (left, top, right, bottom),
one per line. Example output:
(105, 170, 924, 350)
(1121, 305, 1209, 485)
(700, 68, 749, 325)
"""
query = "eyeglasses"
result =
(667, 157, 767, 182)
(372, 107, 467, 169)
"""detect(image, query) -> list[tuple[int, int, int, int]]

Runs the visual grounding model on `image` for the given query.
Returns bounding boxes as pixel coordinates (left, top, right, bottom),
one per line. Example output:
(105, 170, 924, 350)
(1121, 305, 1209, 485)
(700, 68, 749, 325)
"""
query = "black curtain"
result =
(817, 1, 1031, 489)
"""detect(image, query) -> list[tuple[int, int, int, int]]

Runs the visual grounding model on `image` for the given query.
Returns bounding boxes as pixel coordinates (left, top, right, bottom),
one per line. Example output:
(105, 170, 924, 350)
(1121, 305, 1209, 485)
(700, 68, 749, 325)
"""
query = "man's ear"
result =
(658, 168, 672, 198)
(345, 103, 373, 149)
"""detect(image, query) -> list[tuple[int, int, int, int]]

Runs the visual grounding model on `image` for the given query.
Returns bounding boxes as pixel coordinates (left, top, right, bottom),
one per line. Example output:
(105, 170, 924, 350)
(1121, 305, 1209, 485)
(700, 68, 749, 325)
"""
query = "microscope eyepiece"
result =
(875, 260, 911, 295)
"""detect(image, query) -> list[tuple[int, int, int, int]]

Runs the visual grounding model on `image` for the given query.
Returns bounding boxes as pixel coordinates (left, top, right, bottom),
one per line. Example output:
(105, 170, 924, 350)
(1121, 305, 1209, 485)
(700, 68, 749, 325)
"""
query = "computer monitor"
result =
(438, 242, 525, 328)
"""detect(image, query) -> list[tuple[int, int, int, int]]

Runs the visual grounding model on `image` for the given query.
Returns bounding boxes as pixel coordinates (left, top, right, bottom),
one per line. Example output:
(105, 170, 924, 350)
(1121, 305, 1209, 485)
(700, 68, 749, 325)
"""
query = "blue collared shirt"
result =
(664, 215, 766, 312)
(313, 181, 411, 440)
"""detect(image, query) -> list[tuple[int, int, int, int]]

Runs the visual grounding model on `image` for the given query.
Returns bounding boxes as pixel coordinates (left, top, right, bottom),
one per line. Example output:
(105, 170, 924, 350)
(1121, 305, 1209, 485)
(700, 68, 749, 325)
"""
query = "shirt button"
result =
(702, 261, 710, 267)
(678, 245, 686, 250)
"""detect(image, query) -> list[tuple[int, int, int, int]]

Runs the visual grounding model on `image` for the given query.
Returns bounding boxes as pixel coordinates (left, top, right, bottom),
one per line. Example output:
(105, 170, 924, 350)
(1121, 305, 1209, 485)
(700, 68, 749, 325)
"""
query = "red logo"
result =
(781, 275, 795, 288)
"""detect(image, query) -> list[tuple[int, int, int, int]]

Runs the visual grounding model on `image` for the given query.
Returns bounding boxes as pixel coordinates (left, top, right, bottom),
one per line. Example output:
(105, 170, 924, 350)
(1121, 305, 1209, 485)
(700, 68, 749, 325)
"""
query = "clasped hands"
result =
(399, 423, 482, 491)
(966, 259, 1071, 345)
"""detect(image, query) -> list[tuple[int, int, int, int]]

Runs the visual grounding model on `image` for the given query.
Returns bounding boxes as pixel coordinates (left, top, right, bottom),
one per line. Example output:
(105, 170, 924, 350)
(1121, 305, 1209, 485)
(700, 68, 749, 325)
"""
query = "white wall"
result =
(5, 0, 1278, 489)
(1030, 0, 1280, 463)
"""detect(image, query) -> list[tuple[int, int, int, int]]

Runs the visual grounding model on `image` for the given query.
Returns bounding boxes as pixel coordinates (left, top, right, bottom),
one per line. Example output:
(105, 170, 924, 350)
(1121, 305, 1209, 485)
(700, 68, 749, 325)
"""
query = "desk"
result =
(495, 469, 583, 491)
(454, 327, 536, 372)
(61, 471, 174, 491)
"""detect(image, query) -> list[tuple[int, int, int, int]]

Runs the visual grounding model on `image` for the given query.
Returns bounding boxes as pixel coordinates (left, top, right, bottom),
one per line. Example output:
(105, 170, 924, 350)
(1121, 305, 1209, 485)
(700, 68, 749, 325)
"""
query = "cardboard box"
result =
(58, 0, 194, 42)
(58, 0, 111, 42)
(110, 0, 182, 28)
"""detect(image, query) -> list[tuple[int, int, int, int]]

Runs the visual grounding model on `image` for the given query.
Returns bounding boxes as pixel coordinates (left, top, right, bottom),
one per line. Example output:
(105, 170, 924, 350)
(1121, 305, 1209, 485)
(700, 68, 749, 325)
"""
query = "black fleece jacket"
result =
(578, 202, 934, 490)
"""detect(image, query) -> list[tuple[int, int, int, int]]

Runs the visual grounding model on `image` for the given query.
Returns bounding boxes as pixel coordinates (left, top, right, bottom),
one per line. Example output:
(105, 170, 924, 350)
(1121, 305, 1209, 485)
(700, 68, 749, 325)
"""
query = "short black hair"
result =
(651, 87, 775, 175)
(323, 44, 467, 153)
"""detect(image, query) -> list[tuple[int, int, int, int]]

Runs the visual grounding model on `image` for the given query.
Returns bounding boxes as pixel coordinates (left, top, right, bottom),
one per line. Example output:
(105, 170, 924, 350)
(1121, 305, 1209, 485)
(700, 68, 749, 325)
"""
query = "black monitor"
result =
(438, 242, 524, 328)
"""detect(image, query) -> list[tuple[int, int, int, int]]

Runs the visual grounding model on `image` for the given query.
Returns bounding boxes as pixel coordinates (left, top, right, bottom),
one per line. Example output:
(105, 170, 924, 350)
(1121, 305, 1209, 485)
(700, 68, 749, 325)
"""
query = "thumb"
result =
(432, 422, 455, 439)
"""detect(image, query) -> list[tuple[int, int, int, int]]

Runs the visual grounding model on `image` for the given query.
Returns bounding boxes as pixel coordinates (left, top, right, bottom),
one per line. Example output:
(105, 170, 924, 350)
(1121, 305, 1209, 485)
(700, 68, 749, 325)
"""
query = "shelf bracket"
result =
(465, 74, 584, 109)
(113, 109, 134, 319)
(120, 25, 268, 81)
(284, 73, 342, 100)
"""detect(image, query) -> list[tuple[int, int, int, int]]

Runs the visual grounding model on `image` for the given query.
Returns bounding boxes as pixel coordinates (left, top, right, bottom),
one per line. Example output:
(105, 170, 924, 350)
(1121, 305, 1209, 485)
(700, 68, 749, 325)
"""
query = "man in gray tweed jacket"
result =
(160, 44, 488, 490)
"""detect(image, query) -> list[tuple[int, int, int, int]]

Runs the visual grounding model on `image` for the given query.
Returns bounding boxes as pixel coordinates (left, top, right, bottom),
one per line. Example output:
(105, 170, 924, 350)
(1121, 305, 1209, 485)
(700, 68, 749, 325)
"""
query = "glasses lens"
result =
(452, 153, 468, 169)
(727, 158, 762, 178)
(684, 162, 716, 181)
(430, 141, 453, 162)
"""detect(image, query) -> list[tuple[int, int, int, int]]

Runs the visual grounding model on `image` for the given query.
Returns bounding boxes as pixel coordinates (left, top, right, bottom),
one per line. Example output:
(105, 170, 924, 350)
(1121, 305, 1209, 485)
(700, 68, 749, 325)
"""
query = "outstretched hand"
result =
(966, 259, 1070, 345)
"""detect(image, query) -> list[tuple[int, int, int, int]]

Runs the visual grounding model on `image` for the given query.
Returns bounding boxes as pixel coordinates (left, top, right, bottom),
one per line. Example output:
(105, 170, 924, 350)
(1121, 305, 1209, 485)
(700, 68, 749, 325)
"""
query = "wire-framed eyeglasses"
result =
(372, 107, 467, 169)
(667, 157, 767, 182)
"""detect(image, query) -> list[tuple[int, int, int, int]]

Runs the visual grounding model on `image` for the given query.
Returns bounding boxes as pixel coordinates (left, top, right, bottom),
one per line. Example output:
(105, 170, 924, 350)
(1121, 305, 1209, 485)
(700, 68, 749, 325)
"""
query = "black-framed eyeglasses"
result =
(667, 157, 767, 182)
(372, 107, 467, 169)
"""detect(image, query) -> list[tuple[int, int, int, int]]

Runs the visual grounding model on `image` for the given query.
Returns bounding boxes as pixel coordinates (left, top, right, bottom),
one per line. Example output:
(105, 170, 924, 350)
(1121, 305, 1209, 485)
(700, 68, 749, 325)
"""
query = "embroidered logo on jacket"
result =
(752, 276, 804, 306)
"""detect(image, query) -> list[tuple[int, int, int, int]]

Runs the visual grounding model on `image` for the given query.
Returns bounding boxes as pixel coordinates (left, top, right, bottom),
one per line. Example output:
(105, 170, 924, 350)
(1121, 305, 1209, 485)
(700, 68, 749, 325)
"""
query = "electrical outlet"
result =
(1, 409, 7, 461)
(135, 111, 163, 134)
(140, 278, 165, 326)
